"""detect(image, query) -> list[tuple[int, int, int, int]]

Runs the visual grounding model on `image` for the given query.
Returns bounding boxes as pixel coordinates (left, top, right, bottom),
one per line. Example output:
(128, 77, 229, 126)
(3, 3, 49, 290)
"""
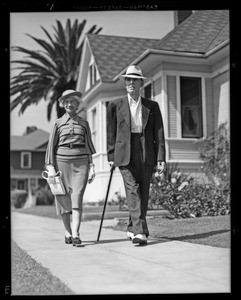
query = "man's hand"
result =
(88, 163, 95, 184)
(157, 161, 166, 175)
(109, 161, 115, 169)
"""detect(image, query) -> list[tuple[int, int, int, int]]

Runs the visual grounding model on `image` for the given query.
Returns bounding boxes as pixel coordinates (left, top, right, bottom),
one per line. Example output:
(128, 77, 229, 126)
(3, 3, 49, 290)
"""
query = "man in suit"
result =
(107, 65, 166, 245)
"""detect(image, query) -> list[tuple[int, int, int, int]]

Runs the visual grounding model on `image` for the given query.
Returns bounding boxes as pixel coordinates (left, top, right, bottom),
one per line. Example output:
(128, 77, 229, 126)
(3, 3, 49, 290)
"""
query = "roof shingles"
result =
(11, 129, 49, 151)
(155, 10, 229, 54)
(87, 10, 229, 82)
(87, 34, 160, 82)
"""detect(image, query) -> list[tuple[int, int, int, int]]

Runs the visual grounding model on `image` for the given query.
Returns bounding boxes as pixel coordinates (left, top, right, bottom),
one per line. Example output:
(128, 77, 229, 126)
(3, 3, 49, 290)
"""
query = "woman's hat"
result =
(120, 65, 148, 80)
(58, 89, 82, 107)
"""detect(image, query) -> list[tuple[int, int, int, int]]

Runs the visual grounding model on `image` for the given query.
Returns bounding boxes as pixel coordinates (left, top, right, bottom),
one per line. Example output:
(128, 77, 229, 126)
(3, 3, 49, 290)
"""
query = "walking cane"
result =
(97, 165, 115, 241)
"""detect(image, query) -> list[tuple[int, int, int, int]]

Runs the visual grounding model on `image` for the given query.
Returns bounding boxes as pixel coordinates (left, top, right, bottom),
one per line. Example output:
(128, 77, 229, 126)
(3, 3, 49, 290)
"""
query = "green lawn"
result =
(152, 215, 230, 248)
(13, 204, 122, 220)
(113, 214, 230, 248)
(13, 204, 231, 248)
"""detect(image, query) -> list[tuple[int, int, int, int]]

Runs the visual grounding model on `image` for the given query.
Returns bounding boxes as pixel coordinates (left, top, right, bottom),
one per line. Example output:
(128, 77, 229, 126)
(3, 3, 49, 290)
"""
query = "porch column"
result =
(24, 178, 36, 208)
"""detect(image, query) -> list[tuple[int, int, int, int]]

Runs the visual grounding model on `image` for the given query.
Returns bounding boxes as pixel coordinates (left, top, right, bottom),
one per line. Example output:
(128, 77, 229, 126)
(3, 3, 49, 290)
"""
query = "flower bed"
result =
(149, 171, 230, 219)
(149, 122, 230, 219)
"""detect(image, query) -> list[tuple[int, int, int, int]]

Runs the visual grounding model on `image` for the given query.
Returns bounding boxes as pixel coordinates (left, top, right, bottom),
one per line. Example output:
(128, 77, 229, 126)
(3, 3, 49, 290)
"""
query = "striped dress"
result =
(45, 113, 96, 215)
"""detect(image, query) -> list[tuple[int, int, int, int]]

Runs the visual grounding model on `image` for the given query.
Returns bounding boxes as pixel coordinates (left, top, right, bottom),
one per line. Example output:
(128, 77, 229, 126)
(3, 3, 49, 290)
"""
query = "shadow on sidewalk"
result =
(82, 237, 171, 247)
(77, 229, 230, 248)
(161, 229, 230, 242)
(83, 238, 130, 245)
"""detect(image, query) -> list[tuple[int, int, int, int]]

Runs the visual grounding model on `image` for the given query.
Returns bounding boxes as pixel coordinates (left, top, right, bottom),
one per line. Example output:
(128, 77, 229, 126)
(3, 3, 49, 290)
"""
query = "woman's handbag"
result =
(42, 170, 66, 196)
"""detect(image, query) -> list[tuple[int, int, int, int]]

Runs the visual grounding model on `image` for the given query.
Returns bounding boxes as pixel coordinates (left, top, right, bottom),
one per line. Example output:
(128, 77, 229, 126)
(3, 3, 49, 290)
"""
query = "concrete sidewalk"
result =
(11, 212, 230, 295)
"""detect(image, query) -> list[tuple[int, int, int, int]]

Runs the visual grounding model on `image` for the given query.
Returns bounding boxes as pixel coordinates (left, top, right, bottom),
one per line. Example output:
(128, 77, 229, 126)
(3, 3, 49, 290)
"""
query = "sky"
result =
(10, 10, 174, 135)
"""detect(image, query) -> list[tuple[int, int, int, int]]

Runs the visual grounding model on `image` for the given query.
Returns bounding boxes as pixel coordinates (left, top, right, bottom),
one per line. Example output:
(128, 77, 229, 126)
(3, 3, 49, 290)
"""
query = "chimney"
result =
(24, 126, 38, 135)
(174, 10, 193, 27)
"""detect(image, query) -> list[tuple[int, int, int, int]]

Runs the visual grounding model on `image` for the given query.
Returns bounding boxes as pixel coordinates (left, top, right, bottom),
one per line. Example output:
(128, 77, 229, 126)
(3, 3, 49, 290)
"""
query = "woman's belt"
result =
(60, 143, 85, 149)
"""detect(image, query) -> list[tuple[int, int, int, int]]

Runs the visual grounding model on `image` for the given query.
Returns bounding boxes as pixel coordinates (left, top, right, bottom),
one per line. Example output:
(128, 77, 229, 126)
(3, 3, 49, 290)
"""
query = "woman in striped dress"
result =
(45, 89, 96, 246)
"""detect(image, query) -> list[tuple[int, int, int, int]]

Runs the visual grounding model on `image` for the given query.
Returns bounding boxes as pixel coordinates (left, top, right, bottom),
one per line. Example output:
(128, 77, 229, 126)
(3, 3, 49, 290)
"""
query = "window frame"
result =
(20, 151, 32, 169)
(143, 82, 153, 100)
(180, 76, 203, 139)
(88, 63, 97, 87)
(174, 74, 206, 140)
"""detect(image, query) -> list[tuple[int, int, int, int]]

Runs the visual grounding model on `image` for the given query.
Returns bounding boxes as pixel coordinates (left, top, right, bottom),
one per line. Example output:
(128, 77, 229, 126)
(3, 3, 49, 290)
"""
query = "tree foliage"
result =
(10, 19, 102, 120)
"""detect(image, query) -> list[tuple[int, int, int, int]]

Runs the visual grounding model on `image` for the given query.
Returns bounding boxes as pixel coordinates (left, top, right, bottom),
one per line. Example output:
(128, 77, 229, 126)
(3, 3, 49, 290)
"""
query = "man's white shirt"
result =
(128, 94, 142, 133)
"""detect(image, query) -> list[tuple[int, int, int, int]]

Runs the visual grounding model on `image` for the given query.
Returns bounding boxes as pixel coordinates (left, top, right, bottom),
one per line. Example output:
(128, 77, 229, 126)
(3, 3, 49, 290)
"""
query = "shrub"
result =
(149, 164, 230, 219)
(35, 185, 54, 205)
(148, 123, 231, 219)
(11, 190, 28, 208)
(196, 122, 230, 187)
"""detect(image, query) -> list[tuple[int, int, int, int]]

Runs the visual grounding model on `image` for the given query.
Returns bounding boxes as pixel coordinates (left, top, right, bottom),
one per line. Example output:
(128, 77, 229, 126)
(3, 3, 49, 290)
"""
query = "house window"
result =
(17, 179, 27, 190)
(180, 77, 203, 138)
(21, 152, 31, 168)
(144, 83, 152, 100)
(89, 63, 97, 87)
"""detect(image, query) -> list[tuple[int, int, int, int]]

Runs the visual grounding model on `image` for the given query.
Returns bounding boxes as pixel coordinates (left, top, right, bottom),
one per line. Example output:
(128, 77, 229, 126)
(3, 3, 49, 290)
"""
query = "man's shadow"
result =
(162, 229, 230, 242)
(82, 237, 170, 247)
(82, 229, 230, 247)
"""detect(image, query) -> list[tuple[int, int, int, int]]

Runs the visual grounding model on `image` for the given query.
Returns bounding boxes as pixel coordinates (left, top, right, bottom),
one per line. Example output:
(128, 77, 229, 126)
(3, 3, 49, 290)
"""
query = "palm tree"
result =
(10, 19, 102, 120)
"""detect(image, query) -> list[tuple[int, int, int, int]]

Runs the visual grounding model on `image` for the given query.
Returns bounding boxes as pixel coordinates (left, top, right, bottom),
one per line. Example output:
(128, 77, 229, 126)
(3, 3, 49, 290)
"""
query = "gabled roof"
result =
(11, 129, 49, 151)
(87, 34, 160, 82)
(155, 10, 229, 54)
(86, 10, 229, 83)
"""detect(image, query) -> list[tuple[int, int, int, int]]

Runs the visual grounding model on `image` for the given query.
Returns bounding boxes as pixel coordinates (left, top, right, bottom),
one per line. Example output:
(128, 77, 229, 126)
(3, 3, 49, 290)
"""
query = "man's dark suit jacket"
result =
(107, 96, 166, 167)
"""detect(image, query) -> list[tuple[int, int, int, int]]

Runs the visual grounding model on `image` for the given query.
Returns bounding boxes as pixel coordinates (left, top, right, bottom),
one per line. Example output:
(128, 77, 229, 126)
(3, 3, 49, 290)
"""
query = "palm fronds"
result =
(10, 18, 102, 120)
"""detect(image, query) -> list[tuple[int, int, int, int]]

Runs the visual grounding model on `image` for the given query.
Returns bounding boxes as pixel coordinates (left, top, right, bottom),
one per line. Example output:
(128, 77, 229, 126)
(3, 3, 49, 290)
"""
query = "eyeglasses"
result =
(64, 99, 78, 106)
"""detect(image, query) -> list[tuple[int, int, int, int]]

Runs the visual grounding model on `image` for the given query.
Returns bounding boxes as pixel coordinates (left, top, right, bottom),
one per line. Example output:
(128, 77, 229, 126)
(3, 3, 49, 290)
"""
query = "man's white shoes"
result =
(127, 231, 134, 240)
(132, 234, 147, 245)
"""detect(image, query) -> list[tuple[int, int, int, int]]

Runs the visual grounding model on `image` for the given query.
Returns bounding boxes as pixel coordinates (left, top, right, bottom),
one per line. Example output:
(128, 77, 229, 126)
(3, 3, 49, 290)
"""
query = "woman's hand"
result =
(88, 163, 95, 184)
(46, 164, 57, 177)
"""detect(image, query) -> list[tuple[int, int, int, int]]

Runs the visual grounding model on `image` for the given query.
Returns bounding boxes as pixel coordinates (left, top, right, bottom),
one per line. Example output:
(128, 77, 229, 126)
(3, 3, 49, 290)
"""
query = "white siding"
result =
(153, 77, 164, 114)
(218, 81, 229, 125)
(168, 139, 202, 161)
(212, 71, 230, 128)
(83, 167, 126, 203)
(167, 75, 177, 138)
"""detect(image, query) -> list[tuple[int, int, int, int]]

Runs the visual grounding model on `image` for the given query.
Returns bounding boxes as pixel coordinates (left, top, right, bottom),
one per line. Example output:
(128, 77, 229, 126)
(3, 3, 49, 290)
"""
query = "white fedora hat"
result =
(58, 89, 82, 107)
(120, 65, 148, 80)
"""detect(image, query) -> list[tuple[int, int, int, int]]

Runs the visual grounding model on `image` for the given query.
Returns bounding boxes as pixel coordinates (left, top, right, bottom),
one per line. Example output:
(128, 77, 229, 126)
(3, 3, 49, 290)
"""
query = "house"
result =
(10, 128, 49, 193)
(76, 10, 229, 203)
